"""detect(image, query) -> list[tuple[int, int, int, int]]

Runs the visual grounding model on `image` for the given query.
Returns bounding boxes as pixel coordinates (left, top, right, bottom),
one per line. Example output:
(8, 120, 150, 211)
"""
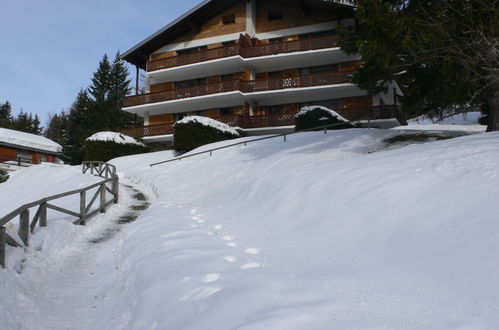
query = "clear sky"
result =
(0, 0, 201, 127)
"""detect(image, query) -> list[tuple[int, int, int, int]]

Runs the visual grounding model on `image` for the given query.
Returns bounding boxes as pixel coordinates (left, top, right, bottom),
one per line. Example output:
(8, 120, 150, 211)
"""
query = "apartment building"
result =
(121, 0, 404, 143)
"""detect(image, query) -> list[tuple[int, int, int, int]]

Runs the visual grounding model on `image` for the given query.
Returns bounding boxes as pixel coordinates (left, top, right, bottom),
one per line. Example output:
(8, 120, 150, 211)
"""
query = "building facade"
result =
(121, 0, 404, 143)
(0, 127, 62, 171)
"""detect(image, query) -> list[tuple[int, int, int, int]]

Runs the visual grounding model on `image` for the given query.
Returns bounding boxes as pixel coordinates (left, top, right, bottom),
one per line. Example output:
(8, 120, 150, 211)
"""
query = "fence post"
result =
(100, 184, 106, 213)
(0, 226, 6, 268)
(113, 177, 119, 204)
(40, 202, 47, 227)
(80, 191, 86, 225)
(283, 134, 287, 142)
(324, 127, 327, 134)
(19, 209, 29, 246)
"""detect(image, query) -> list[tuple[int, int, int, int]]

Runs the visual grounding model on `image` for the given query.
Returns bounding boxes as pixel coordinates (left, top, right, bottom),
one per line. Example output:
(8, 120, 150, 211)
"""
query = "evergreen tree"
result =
(0, 101, 13, 128)
(45, 111, 68, 145)
(339, 0, 498, 129)
(64, 90, 93, 164)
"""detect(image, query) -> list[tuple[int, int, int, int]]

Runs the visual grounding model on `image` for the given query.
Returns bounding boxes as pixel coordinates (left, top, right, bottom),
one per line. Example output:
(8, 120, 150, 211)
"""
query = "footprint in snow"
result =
(202, 273, 221, 283)
(240, 262, 261, 270)
(214, 224, 223, 230)
(245, 248, 261, 255)
(223, 256, 237, 263)
(222, 235, 234, 241)
(227, 242, 238, 248)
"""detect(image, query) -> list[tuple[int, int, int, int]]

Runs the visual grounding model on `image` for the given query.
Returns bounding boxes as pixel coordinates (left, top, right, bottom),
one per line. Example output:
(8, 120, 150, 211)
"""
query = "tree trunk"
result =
(487, 81, 499, 132)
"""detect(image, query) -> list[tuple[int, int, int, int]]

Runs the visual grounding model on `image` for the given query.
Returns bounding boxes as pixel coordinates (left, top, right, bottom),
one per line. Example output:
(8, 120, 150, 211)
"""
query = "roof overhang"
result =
(0, 141, 62, 156)
(121, 0, 355, 69)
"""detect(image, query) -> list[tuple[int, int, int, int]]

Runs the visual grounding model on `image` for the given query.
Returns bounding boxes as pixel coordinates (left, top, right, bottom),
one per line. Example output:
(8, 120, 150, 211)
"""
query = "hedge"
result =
(84, 140, 150, 162)
(295, 106, 355, 131)
(174, 119, 239, 153)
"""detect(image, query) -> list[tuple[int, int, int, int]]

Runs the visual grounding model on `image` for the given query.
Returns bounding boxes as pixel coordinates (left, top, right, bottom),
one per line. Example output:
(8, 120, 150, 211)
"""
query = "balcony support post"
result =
(246, 0, 256, 37)
(135, 66, 140, 95)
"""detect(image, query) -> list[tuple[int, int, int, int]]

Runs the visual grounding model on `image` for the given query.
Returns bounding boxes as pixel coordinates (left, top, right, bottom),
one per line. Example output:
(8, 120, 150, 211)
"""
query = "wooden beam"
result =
(186, 19, 200, 34)
(19, 209, 29, 247)
(0, 227, 6, 268)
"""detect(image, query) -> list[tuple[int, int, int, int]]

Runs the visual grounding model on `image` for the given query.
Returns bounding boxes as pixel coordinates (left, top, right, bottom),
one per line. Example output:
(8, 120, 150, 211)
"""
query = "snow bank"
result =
(86, 131, 145, 146)
(0, 127, 62, 153)
(400, 111, 487, 132)
(0, 164, 103, 219)
(4, 129, 499, 329)
(295, 105, 349, 122)
(175, 116, 239, 135)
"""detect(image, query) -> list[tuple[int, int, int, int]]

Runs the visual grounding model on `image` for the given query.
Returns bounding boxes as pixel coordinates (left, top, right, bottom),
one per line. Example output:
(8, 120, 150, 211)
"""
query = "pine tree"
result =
(64, 90, 93, 164)
(0, 101, 13, 128)
(45, 111, 68, 145)
(339, 0, 498, 128)
(109, 51, 133, 129)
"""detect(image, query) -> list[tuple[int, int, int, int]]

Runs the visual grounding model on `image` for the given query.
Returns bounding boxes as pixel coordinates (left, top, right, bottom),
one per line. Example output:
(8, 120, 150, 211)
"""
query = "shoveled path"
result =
(17, 184, 150, 330)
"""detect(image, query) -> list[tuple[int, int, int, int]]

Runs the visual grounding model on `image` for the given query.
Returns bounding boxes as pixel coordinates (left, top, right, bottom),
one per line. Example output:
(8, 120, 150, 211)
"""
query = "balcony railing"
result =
(147, 35, 339, 72)
(121, 106, 403, 138)
(123, 72, 352, 108)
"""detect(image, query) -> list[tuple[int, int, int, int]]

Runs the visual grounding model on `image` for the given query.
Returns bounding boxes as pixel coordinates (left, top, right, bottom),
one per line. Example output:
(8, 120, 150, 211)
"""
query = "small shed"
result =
(0, 127, 62, 170)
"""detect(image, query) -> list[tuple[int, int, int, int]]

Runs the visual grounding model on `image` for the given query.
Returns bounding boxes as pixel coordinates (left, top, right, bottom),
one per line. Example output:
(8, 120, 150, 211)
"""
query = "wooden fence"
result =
(0, 161, 119, 268)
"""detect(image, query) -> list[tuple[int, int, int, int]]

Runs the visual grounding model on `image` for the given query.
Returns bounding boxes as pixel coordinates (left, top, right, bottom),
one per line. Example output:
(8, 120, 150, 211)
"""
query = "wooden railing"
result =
(123, 72, 352, 108)
(147, 35, 339, 72)
(0, 161, 119, 268)
(121, 105, 404, 138)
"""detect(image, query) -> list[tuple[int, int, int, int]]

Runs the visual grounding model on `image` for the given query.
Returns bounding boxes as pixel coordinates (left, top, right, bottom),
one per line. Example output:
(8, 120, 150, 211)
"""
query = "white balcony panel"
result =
(246, 49, 360, 73)
(247, 84, 366, 106)
(149, 56, 244, 84)
(123, 92, 244, 116)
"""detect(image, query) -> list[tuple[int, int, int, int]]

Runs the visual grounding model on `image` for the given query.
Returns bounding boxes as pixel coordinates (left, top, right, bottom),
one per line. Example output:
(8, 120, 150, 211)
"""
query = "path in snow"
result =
(18, 184, 150, 330)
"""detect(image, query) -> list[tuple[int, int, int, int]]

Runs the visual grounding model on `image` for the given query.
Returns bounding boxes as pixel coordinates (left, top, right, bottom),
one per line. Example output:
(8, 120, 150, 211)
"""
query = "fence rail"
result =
(0, 161, 119, 268)
(149, 117, 388, 167)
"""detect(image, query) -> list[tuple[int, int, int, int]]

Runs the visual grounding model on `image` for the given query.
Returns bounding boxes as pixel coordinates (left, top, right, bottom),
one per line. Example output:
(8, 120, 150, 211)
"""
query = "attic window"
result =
(268, 11, 283, 21)
(222, 14, 236, 25)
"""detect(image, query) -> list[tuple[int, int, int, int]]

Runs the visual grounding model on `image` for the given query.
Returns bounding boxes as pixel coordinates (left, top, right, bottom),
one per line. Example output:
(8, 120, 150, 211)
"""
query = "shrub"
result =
(0, 169, 9, 183)
(174, 116, 240, 153)
(85, 132, 150, 162)
(295, 106, 355, 131)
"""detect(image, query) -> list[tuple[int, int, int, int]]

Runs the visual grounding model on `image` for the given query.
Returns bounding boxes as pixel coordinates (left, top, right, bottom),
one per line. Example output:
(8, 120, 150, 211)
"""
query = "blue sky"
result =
(0, 0, 200, 127)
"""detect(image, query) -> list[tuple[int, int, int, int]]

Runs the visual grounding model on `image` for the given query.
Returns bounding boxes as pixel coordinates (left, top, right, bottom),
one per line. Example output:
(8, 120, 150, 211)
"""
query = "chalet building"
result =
(0, 127, 62, 171)
(121, 0, 404, 144)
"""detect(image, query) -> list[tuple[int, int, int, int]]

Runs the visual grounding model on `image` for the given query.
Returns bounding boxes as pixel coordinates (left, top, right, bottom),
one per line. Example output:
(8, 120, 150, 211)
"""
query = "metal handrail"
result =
(150, 119, 362, 167)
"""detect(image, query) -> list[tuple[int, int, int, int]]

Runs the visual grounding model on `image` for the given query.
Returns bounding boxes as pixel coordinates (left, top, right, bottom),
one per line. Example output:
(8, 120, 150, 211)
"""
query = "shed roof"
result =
(0, 127, 62, 154)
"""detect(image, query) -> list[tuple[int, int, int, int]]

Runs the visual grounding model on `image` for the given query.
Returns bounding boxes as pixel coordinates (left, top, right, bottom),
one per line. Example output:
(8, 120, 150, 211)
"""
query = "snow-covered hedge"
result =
(0, 169, 8, 184)
(174, 116, 240, 153)
(85, 132, 149, 162)
(295, 106, 355, 131)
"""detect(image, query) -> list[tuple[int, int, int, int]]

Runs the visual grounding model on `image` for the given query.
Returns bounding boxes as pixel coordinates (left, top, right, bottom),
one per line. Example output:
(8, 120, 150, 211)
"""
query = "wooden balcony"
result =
(147, 35, 339, 72)
(121, 106, 403, 138)
(123, 72, 352, 108)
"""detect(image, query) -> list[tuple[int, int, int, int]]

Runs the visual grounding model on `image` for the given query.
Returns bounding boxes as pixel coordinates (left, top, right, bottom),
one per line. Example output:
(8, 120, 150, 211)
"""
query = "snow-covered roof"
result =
(175, 116, 240, 136)
(0, 127, 62, 153)
(86, 132, 145, 146)
(295, 106, 349, 122)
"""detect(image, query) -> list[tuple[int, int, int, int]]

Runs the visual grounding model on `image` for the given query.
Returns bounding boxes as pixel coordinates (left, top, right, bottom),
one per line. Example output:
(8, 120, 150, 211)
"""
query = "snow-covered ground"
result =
(2, 127, 499, 329)
(399, 111, 487, 132)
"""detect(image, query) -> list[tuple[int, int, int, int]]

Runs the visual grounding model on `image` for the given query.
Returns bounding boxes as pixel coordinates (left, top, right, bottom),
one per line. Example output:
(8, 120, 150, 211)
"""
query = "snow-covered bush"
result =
(85, 132, 149, 162)
(174, 116, 240, 153)
(294, 106, 355, 131)
(0, 169, 9, 183)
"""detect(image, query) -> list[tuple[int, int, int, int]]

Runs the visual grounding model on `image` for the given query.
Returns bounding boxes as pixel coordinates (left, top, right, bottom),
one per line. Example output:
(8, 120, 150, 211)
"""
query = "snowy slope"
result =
(401, 111, 487, 132)
(0, 127, 62, 153)
(2, 129, 499, 329)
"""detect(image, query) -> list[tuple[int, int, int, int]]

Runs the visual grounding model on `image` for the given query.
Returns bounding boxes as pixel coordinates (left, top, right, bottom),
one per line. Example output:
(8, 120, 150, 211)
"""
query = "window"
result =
(176, 45, 207, 55)
(301, 99, 340, 110)
(268, 105, 284, 115)
(222, 40, 236, 46)
(300, 64, 338, 75)
(268, 11, 283, 21)
(222, 14, 236, 25)
(175, 78, 206, 88)
(221, 107, 235, 116)
(16, 151, 32, 163)
(268, 71, 283, 79)
(268, 37, 283, 44)
(221, 73, 236, 81)
(299, 30, 336, 40)
(40, 155, 47, 162)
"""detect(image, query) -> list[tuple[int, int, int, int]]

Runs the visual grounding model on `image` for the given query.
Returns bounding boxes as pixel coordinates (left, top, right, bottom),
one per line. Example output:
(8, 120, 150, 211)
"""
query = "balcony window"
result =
(16, 151, 32, 163)
(175, 78, 206, 88)
(268, 105, 284, 115)
(299, 30, 336, 39)
(221, 73, 236, 81)
(222, 14, 236, 25)
(268, 37, 283, 44)
(222, 40, 236, 46)
(176, 45, 208, 55)
(301, 99, 340, 110)
(268, 11, 283, 21)
(300, 64, 338, 75)
(268, 71, 283, 79)
(221, 107, 235, 116)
